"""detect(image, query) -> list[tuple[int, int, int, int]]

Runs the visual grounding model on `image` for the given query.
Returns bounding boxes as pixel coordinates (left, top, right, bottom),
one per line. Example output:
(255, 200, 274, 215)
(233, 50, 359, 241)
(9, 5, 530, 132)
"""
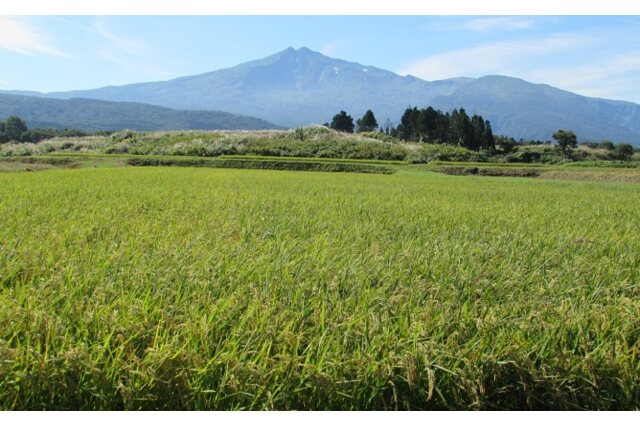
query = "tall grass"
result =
(2, 129, 638, 165)
(0, 128, 411, 161)
(0, 167, 639, 409)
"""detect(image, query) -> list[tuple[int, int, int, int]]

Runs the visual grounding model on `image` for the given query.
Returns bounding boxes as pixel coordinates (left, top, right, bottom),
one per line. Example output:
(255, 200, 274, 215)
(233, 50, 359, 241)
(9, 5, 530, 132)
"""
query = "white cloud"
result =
(0, 16, 67, 56)
(525, 52, 640, 100)
(48, 16, 147, 55)
(319, 40, 344, 58)
(398, 33, 591, 80)
(441, 17, 536, 32)
(87, 18, 178, 79)
(97, 48, 179, 80)
(399, 30, 640, 102)
(92, 19, 146, 54)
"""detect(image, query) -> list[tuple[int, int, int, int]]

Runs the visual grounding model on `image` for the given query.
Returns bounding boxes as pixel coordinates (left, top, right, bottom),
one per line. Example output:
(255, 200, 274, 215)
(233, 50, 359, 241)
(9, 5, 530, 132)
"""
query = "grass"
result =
(421, 161, 640, 184)
(1, 165, 639, 410)
(566, 161, 640, 169)
(2, 128, 638, 166)
(431, 166, 541, 178)
(0, 128, 412, 162)
(218, 154, 408, 166)
(4, 153, 640, 184)
(427, 161, 553, 169)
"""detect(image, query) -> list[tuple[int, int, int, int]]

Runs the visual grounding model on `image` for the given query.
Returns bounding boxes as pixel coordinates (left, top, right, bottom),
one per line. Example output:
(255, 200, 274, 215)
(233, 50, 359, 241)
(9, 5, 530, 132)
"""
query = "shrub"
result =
(105, 142, 131, 154)
(408, 144, 484, 163)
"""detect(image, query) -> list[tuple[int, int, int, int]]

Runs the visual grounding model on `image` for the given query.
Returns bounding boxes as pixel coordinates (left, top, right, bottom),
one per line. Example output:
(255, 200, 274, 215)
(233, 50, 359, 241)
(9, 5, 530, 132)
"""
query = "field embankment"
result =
(428, 162, 640, 184)
(125, 156, 395, 174)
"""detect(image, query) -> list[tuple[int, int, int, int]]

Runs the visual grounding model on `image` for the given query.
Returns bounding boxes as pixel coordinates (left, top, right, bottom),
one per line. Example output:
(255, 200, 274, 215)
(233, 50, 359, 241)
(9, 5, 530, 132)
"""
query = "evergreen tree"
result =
(437, 112, 451, 144)
(451, 108, 473, 148)
(421, 107, 440, 142)
(356, 109, 378, 133)
(482, 120, 495, 151)
(330, 111, 355, 133)
(3, 116, 28, 142)
(470, 115, 485, 150)
(397, 107, 419, 141)
(390, 106, 493, 151)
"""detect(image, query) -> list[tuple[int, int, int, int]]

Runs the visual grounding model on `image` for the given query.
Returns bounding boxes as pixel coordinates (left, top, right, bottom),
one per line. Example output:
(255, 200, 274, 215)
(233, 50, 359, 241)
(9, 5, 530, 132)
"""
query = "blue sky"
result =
(1, 16, 640, 103)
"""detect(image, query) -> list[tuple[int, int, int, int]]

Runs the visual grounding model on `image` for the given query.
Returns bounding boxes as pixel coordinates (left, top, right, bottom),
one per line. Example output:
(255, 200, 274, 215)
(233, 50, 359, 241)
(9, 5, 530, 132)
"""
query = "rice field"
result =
(0, 165, 639, 409)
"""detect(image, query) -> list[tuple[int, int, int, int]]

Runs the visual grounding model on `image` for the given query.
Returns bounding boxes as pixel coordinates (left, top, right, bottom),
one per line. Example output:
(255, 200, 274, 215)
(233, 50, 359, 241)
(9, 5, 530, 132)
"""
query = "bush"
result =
(104, 142, 131, 154)
(615, 143, 634, 160)
(408, 144, 484, 163)
(502, 147, 570, 164)
(358, 132, 400, 143)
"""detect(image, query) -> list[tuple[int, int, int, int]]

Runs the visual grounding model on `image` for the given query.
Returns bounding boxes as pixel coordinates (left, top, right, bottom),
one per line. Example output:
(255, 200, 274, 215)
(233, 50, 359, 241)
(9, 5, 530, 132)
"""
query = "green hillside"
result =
(0, 93, 283, 132)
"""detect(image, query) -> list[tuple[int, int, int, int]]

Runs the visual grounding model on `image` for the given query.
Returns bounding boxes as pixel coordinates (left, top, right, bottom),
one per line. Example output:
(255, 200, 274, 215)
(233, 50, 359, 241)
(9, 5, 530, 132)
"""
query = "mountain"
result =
(41, 47, 471, 129)
(428, 76, 640, 143)
(0, 94, 282, 132)
(5, 47, 640, 144)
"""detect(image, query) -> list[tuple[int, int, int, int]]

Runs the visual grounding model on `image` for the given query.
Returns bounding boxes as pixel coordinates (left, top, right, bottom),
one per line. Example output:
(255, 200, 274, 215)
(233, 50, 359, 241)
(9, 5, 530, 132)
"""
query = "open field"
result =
(1, 163, 639, 409)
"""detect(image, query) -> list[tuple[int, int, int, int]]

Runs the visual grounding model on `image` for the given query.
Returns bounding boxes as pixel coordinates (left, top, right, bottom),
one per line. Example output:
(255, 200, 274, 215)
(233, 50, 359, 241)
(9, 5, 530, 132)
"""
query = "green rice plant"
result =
(0, 166, 639, 409)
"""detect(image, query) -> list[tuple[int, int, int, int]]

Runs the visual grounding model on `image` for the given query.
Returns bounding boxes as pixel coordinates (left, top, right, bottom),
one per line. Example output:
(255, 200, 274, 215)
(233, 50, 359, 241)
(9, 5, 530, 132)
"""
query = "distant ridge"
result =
(3, 47, 640, 144)
(0, 93, 283, 132)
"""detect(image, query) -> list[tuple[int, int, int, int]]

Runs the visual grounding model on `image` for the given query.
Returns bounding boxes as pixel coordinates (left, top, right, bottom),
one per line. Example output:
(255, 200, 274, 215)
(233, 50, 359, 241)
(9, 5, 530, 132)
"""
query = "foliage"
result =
(495, 135, 517, 153)
(3, 116, 27, 142)
(0, 128, 638, 166)
(615, 143, 635, 160)
(330, 111, 355, 133)
(0, 115, 90, 144)
(501, 146, 570, 164)
(599, 140, 615, 151)
(552, 129, 578, 156)
(407, 143, 486, 163)
(357, 131, 400, 143)
(356, 110, 378, 133)
(0, 130, 410, 161)
(395, 107, 495, 151)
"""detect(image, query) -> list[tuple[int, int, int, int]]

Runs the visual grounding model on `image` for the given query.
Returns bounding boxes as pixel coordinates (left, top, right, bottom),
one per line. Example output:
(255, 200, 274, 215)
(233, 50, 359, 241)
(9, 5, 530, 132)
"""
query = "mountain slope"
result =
(429, 76, 640, 143)
(43, 47, 471, 128)
(7, 47, 640, 144)
(0, 94, 282, 132)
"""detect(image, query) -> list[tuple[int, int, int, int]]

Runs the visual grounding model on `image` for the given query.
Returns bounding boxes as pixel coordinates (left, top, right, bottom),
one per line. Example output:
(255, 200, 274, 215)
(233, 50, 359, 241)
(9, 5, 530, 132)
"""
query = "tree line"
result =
(0, 116, 93, 144)
(326, 108, 636, 158)
(327, 107, 495, 151)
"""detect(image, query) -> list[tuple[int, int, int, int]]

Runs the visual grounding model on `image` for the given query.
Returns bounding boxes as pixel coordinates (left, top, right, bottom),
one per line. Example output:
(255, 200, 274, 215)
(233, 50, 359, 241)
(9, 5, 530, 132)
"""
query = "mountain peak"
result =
(275, 46, 317, 57)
